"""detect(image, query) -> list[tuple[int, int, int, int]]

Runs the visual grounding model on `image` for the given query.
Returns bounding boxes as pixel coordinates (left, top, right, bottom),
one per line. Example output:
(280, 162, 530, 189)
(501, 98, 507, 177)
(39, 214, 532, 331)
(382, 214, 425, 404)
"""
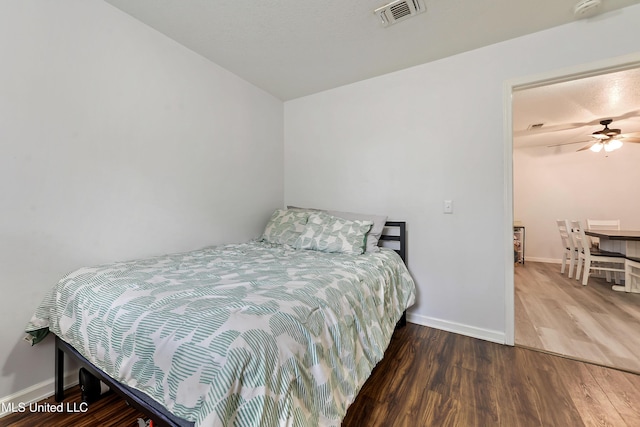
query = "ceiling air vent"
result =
(374, 0, 426, 27)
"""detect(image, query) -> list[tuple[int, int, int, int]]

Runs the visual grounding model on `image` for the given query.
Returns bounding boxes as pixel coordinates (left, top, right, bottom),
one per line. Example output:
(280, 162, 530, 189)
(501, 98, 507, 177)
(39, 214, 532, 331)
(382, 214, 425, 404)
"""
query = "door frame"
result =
(503, 53, 640, 346)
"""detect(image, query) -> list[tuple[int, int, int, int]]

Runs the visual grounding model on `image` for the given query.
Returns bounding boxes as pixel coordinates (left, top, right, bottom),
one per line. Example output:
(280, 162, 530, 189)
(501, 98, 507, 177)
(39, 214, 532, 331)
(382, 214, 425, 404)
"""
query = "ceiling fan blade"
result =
(577, 142, 595, 152)
(614, 109, 640, 122)
(620, 131, 640, 138)
(515, 109, 640, 137)
(515, 123, 590, 136)
(614, 132, 640, 143)
(546, 139, 590, 148)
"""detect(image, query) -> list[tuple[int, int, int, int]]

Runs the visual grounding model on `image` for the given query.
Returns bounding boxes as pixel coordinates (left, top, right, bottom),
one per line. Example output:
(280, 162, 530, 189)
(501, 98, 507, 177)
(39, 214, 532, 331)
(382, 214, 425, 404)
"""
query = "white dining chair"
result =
(625, 258, 640, 293)
(586, 219, 622, 282)
(586, 219, 621, 230)
(571, 220, 626, 286)
(556, 219, 577, 278)
(586, 218, 620, 247)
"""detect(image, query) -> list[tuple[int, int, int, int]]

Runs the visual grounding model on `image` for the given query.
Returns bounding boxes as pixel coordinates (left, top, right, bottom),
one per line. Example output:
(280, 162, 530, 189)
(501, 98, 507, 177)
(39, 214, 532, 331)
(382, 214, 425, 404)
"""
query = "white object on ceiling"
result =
(374, 0, 426, 27)
(574, 0, 603, 17)
(103, 0, 640, 100)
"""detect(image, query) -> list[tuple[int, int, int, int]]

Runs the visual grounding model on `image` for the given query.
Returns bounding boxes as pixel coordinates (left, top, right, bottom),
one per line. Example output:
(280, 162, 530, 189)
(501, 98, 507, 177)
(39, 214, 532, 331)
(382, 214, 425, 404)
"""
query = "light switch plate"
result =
(444, 200, 453, 214)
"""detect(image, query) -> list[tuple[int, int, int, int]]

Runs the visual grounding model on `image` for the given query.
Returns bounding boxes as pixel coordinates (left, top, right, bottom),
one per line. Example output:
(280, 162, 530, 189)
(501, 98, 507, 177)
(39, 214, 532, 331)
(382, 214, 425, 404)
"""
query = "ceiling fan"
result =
(518, 109, 640, 137)
(547, 119, 640, 153)
(577, 119, 640, 152)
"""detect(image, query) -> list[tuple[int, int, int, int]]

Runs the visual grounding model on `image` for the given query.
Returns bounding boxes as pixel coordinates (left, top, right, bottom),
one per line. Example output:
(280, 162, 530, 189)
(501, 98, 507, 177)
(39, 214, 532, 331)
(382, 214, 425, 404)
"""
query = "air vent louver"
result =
(390, 2, 412, 19)
(375, 0, 426, 27)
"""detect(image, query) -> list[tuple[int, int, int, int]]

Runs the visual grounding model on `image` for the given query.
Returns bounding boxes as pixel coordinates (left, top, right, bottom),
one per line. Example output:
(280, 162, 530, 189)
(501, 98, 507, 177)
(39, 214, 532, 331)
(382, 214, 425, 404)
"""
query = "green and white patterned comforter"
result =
(26, 240, 415, 426)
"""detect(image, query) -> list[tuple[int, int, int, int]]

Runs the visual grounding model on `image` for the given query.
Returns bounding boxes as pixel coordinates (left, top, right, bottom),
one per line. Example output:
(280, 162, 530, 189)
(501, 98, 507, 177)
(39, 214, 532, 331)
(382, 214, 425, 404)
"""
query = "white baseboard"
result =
(524, 257, 562, 264)
(0, 372, 78, 418)
(407, 312, 506, 345)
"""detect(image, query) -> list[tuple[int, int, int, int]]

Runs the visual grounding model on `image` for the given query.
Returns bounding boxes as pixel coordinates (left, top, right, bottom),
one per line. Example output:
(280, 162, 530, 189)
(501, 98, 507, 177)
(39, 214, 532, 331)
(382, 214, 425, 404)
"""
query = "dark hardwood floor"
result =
(4, 323, 640, 426)
(345, 323, 640, 427)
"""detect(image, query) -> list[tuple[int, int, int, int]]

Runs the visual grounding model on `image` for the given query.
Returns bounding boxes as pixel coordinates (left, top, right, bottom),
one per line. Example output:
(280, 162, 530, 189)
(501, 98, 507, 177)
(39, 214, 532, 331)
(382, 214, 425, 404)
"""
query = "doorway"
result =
(504, 54, 640, 372)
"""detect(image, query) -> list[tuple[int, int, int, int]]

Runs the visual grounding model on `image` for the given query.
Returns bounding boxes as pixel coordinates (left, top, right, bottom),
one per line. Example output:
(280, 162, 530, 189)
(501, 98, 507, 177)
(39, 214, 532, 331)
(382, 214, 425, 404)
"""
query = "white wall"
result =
(0, 1, 283, 401)
(284, 4, 640, 342)
(514, 144, 640, 262)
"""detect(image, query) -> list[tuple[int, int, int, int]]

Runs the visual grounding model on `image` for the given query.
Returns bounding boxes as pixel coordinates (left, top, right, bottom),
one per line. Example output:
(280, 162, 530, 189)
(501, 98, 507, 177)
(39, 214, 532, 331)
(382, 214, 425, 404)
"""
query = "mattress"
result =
(26, 240, 415, 426)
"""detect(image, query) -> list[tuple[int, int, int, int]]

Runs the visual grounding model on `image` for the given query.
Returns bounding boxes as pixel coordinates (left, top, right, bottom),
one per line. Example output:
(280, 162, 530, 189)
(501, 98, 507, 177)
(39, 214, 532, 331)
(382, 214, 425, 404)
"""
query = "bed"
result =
(26, 209, 416, 427)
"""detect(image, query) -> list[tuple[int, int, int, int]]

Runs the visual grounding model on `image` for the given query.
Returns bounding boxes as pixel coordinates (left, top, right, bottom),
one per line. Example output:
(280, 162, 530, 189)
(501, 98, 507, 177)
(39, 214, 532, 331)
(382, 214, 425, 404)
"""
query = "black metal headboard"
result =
(379, 221, 406, 263)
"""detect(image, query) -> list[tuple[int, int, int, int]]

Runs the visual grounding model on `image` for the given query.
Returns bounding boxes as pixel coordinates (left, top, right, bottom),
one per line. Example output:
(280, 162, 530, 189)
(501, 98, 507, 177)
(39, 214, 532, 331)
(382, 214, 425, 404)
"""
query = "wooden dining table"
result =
(585, 229, 640, 292)
(584, 229, 640, 257)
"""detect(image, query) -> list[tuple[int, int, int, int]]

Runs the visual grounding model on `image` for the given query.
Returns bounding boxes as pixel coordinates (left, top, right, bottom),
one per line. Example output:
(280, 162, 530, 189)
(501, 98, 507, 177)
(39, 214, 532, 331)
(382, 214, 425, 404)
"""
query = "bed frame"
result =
(54, 221, 408, 427)
(56, 336, 191, 426)
(380, 221, 406, 264)
(379, 221, 407, 327)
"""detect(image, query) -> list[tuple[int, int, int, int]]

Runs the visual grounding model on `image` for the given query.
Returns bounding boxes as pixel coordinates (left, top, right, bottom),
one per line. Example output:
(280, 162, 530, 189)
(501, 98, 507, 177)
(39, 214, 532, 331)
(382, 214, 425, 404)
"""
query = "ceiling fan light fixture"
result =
(607, 139, 623, 151)
(590, 142, 603, 152)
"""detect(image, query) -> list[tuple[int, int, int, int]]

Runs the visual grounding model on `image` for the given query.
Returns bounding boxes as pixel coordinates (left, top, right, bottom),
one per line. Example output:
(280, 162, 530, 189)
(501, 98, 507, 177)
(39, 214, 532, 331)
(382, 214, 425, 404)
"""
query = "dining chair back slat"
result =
(556, 219, 577, 278)
(586, 219, 621, 249)
(571, 220, 625, 286)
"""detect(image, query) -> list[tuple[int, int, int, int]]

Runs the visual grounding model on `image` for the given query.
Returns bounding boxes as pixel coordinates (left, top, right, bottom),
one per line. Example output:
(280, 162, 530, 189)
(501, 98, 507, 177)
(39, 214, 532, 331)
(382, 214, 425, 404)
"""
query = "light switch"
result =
(444, 200, 453, 214)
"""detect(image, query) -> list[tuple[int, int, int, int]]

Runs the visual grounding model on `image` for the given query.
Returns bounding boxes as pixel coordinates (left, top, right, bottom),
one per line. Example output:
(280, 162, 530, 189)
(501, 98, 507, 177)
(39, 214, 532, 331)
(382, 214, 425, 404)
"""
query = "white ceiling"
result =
(104, 0, 640, 101)
(102, 0, 640, 151)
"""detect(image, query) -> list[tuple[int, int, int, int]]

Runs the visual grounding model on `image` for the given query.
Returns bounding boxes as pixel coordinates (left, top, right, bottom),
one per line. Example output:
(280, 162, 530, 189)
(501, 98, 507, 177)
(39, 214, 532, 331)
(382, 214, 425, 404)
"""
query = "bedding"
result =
(326, 210, 387, 254)
(261, 209, 310, 246)
(287, 207, 387, 253)
(26, 240, 415, 426)
(295, 212, 373, 255)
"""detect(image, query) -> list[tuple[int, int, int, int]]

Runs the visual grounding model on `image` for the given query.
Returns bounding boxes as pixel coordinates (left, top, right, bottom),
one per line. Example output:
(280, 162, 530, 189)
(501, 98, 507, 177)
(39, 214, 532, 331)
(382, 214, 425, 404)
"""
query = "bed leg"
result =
(55, 336, 64, 402)
(395, 311, 407, 329)
(399, 311, 407, 327)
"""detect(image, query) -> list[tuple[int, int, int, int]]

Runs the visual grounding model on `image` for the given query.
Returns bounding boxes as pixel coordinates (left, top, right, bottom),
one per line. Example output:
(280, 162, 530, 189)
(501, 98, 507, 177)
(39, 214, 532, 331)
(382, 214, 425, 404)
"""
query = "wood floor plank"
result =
(488, 346, 544, 427)
(589, 364, 640, 426)
(567, 305, 637, 360)
(514, 292, 545, 349)
(553, 359, 628, 427)
(416, 389, 460, 427)
(595, 311, 640, 355)
(515, 261, 640, 374)
(514, 347, 586, 427)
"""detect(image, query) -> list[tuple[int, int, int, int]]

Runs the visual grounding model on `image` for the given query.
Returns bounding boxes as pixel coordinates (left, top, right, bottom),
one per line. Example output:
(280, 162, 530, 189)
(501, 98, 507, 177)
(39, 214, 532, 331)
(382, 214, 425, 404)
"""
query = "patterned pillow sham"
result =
(326, 209, 387, 253)
(288, 206, 387, 253)
(295, 211, 373, 255)
(262, 209, 310, 246)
